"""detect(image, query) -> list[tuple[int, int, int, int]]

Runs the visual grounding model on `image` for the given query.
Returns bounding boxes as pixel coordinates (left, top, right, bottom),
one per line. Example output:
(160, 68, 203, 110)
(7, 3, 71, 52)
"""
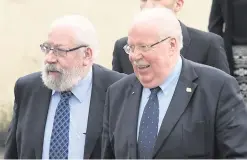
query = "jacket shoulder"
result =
(188, 59, 233, 82)
(16, 72, 42, 88)
(187, 27, 223, 42)
(115, 37, 128, 47)
(108, 73, 136, 92)
(93, 64, 126, 84)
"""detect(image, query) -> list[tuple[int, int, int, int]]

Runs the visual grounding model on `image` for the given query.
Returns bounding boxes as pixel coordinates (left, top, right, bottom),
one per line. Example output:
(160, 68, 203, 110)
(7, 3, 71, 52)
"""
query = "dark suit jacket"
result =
(4, 64, 126, 159)
(208, 0, 247, 74)
(102, 58, 247, 159)
(112, 23, 230, 75)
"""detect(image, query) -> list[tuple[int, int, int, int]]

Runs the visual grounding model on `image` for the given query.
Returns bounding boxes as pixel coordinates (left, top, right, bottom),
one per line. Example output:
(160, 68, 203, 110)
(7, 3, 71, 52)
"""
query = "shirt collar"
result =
(159, 56, 182, 92)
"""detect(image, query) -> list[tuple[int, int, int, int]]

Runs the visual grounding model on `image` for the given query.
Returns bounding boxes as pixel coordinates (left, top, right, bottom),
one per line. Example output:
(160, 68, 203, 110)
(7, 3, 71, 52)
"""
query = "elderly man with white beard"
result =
(4, 15, 125, 159)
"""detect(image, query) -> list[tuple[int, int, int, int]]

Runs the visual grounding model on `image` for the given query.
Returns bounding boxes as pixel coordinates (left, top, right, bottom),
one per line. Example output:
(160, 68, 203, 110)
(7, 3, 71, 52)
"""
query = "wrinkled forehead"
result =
(47, 26, 77, 46)
(128, 22, 161, 44)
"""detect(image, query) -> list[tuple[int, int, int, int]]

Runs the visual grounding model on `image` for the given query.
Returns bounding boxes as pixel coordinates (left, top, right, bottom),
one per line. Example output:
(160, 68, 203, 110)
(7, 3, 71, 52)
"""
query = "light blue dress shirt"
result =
(42, 68, 93, 159)
(137, 57, 182, 139)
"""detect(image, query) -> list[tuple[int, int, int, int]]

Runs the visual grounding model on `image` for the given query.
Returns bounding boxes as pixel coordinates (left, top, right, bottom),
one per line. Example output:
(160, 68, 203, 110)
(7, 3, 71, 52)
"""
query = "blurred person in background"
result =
(209, 0, 247, 104)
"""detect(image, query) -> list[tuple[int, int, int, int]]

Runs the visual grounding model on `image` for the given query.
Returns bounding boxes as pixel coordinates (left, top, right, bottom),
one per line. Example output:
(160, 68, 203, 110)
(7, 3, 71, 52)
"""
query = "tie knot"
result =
(150, 87, 161, 95)
(60, 91, 73, 100)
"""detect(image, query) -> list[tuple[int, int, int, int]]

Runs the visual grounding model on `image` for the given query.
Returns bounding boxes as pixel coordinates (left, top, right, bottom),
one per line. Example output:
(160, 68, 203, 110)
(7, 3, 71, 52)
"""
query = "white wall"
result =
(0, 0, 212, 129)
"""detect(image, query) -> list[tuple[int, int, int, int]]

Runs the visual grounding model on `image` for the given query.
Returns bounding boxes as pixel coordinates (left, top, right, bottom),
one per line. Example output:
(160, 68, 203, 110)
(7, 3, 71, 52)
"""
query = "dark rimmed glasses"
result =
(123, 37, 170, 54)
(40, 43, 88, 57)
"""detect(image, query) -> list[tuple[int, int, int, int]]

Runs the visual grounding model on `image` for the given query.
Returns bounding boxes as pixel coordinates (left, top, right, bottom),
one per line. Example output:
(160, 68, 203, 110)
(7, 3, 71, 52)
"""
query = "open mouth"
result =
(137, 65, 150, 69)
(48, 71, 59, 73)
(47, 70, 61, 74)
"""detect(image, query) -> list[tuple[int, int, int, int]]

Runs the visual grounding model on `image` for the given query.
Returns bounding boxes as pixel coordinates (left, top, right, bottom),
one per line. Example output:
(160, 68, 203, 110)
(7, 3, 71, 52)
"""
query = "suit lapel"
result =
(122, 78, 142, 159)
(84, 65, 106, 159)
(32, 79, 52, 158)
(180, 22, 191, 57)
(153, 58, 198, 157)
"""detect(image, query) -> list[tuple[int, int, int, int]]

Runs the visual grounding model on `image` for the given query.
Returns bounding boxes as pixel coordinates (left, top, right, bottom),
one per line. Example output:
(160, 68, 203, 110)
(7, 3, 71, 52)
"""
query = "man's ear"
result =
(83, 47, 93, 66)
(173, 0, 184, 13)
(169, 38, 178, 56)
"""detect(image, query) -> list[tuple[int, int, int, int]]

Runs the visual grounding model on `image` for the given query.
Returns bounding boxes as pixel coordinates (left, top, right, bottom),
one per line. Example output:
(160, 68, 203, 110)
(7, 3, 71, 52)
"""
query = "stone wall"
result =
(0, 103, 12, 146)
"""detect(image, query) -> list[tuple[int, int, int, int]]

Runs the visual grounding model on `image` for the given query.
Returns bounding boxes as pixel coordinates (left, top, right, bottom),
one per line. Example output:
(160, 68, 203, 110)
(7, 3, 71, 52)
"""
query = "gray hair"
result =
(132, 7, 183, 51)
(49, 15, 99, 60)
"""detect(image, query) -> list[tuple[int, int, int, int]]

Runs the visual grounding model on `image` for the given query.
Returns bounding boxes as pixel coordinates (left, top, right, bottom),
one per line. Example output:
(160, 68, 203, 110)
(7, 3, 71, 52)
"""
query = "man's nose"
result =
(45, 51, 57, 63)
(129, 50, 143, 61)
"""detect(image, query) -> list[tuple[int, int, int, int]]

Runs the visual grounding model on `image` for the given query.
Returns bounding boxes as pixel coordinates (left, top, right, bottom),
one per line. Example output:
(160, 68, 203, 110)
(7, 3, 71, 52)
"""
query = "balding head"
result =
(127, 8, 183, 88)
(130, 7, 183, 50)
(49, 15, 99, 59)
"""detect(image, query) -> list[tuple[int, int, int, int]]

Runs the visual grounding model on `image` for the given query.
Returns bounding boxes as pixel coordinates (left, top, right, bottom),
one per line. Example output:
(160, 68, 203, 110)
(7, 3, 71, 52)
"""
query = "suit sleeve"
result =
(206, 35, 230, 74)
(208, 0, 224, 36)
(4, 79, 20, 159)
(101, 88, 115, 159)
(112, 39, 123, 73)
(215, 76, 247, 158)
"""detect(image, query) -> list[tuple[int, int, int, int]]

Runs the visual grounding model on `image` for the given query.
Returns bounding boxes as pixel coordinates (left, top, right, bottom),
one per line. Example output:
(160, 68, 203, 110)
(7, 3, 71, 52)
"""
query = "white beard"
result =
(41, 63, 84, 92)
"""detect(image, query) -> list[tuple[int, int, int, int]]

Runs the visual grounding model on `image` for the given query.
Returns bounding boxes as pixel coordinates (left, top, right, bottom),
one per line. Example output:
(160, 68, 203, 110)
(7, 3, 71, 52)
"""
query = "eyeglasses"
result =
(123, 37, 170, 54)
(40, 43, 88, 57)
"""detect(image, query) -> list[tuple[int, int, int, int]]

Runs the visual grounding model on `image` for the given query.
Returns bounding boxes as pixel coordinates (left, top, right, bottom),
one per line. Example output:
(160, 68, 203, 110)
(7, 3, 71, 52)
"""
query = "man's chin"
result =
(138, 76, 158, 88)
(41, 72, 82, 91)
(42, 76, 62, 90)
(47, 75, 60, 81)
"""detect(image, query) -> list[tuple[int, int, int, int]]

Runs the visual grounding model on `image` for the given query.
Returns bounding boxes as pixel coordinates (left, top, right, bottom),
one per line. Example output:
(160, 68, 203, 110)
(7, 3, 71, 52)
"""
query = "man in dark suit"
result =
(208, 0, 247, 103)
(102, 8, 247, 159)
(4, 15, 125, 159)
(208, 0, 247, 70)
(112, 0, 230, 74)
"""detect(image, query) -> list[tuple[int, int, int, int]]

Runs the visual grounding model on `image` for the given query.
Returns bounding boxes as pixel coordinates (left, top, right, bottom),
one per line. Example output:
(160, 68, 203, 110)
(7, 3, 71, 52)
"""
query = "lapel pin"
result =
(186, 87, 192, 92)
(132, 91, 135, 94)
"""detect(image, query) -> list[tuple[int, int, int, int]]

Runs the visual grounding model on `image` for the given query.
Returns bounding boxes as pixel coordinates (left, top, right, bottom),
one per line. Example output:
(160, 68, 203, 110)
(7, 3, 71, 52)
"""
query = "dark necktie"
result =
(138, 87, 160, 159)
(49, 91, 73, 159)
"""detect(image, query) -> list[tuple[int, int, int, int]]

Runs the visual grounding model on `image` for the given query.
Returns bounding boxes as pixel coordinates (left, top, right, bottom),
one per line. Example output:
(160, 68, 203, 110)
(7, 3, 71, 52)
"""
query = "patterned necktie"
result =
(138, 87, 161, 159)
(49, 91, 73, 159)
